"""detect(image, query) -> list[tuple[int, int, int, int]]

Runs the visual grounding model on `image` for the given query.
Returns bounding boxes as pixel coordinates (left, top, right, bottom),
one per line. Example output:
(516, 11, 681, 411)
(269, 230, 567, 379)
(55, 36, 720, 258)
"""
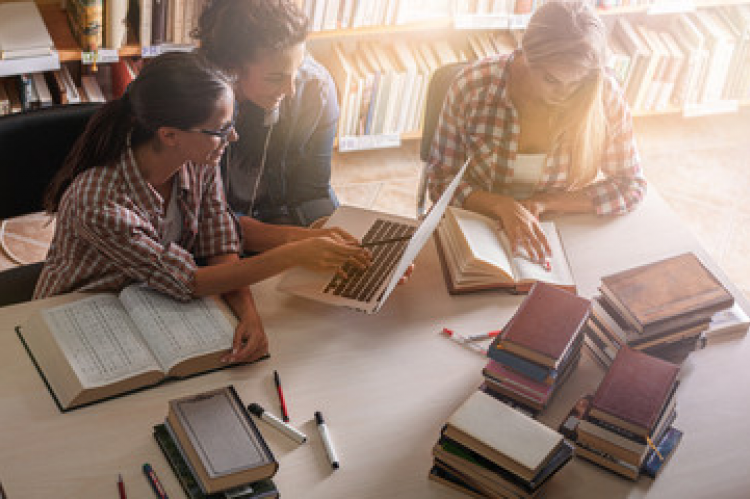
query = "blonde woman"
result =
(427, 1, 646, 262)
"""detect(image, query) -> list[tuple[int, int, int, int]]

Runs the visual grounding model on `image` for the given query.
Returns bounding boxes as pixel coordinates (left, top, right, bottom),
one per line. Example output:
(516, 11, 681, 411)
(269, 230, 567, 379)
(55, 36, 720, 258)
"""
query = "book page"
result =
(119, 285, 235, 371)
(448, 207, 514, 280)
(41, 295, 161, 388)
(510, 222, 574, 287)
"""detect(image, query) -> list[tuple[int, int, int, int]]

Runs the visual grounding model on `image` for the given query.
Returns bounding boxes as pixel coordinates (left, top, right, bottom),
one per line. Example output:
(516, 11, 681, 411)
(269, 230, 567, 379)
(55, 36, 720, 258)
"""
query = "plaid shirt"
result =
(427, 51, 646, 215)
(34, 147, 240, 301)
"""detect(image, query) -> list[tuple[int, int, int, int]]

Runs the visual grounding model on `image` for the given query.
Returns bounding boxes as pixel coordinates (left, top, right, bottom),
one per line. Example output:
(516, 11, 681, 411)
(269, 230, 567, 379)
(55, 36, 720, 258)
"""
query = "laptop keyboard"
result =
(324, 218, 415, 302)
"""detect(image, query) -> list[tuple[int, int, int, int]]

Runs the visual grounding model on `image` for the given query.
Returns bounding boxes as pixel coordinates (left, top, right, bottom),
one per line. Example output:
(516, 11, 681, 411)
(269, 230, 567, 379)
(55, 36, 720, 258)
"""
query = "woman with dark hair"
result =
(193, 0, 354, 254)
(35, 52, 369, 363)
(427, 1, 647, 263)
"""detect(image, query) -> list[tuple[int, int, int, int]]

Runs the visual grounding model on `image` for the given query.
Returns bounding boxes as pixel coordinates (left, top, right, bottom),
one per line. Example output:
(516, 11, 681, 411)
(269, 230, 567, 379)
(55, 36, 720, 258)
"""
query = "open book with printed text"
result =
(434, 206, 575, 294)
(17, 285, 245, 411)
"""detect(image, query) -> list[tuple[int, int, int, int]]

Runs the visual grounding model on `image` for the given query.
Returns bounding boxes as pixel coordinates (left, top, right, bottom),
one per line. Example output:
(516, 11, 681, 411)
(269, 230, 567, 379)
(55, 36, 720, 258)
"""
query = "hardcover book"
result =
(434, 206, 575, 294)
(442, 390, 565, 483)
(166, 386, 279, 494)
(600, 252, 734, 334)
(589, 346, 679, 438)
(153, 423, 279, 499)
(489, 283, 591, 369)
(16, 285, 253, 411)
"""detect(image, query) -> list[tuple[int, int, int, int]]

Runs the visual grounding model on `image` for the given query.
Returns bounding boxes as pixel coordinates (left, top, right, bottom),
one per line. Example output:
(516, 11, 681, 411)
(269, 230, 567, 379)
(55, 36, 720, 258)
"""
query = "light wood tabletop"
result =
(0, 188, 748, 499)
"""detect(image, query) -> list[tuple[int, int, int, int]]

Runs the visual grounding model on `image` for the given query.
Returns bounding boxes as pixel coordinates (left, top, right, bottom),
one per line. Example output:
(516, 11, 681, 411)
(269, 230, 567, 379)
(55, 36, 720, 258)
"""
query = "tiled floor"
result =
(2, 107, 749, 302)
(332, 106, 750, 302)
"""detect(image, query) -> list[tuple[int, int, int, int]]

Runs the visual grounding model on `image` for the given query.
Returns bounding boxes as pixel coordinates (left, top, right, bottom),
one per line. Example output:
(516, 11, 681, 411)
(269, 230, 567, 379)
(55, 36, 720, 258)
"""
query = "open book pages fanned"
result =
(17, 285, 241, 411)
(434, 206, 575, 294)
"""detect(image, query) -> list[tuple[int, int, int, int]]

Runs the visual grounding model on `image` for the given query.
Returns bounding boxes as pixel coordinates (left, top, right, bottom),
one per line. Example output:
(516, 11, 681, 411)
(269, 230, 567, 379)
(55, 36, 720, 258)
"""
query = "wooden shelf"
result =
(38, 3, 141, 63)
(309, 18, 453, 40)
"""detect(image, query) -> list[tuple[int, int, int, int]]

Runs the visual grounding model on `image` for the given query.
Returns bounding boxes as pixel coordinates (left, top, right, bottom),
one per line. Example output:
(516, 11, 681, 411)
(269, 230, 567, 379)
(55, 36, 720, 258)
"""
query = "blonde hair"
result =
(521, 1, 607, 188)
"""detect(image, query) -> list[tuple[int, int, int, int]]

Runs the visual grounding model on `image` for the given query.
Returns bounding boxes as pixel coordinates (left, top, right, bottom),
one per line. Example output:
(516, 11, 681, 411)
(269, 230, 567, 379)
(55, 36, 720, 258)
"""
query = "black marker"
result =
(315, 411, 339, 470)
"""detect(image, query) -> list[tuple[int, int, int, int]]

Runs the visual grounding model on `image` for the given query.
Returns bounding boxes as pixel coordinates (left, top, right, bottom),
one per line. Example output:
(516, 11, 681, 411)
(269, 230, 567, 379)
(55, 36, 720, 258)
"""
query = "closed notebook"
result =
(489, 282, 591, 369)
(589, 346, 679, 436)
(442, 390, 563, 483)
(600, 252, 734, 333)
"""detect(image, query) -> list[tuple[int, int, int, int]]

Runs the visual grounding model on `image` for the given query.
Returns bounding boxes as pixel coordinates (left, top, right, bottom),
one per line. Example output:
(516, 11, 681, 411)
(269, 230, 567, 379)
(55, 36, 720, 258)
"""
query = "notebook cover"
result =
(600, 253, 734, 330)
(490, 282, 591, 367)
(590, 346, 679, 433)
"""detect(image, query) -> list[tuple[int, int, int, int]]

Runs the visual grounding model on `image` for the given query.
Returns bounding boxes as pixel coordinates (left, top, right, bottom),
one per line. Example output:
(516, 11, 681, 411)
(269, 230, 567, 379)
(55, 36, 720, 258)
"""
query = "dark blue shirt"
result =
(221, 55, 340, 226)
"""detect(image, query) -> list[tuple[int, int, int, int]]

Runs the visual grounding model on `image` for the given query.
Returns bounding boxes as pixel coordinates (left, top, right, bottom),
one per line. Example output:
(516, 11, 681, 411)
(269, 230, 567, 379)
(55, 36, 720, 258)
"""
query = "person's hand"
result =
(493, 196, 551, 263)
(398, 263, 415, 285)
(292, 234, 371, 276)
(221, 306, 268, 364)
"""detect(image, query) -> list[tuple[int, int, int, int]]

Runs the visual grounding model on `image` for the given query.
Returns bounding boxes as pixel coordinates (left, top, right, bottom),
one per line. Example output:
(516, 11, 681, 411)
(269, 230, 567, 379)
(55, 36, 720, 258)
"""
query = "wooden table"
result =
(1, 189, 748, 499)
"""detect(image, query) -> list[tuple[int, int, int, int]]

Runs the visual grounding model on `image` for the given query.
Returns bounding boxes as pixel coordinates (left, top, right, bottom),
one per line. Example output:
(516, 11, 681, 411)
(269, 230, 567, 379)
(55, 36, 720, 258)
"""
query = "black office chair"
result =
(415, 62, 468, 219)
(0, 103, 102, 307)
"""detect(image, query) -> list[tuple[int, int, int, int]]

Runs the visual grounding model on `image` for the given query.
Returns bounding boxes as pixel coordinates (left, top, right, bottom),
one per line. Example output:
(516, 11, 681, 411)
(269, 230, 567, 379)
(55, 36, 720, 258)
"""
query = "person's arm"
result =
(582, 73, 647, 215)
(207, 253, 268, 364)
(284, 58, 339, 226)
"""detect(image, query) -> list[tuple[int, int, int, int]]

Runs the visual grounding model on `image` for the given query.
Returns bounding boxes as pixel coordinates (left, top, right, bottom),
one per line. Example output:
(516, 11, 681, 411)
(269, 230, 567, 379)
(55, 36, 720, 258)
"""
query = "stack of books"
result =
(482, 283, 591, 415)
(153, 386, 279, 499)
(583, 252, 736, 367)
(429, 390, 574, 498)
(572, 347, 681, 481)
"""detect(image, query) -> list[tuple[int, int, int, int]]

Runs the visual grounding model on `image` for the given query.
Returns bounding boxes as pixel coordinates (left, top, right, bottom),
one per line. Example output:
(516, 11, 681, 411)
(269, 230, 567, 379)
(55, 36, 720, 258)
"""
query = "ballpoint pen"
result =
(117, 473, 127, 499)
(143, 463, 168, 499)
(273, 370, 290, 422)
(466, 330, 502, 342)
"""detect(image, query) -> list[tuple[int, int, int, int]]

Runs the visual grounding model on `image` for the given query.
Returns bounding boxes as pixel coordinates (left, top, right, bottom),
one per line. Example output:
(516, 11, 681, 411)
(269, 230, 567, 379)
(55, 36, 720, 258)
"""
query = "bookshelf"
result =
(0, 0, 748, 150)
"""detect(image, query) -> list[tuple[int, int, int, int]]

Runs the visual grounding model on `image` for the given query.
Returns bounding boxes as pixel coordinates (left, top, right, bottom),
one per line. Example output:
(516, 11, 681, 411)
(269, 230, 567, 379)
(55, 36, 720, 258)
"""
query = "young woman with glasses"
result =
(36, 52, 370, 363)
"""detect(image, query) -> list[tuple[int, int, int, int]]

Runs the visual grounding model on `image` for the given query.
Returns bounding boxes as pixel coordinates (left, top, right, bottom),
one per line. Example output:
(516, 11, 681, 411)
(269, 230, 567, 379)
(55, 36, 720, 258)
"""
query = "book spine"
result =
(585, 415, 646, 444)
(486, 348, 555, 384)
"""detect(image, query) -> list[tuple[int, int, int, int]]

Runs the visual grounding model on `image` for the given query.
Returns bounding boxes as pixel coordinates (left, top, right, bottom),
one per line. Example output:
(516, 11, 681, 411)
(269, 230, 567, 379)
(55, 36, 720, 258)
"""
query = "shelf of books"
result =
(1, 0, 749, 152)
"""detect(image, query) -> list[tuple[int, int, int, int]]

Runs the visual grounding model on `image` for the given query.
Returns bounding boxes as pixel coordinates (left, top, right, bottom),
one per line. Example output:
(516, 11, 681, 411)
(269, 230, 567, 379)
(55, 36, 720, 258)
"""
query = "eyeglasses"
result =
(187, 120, 236, 140)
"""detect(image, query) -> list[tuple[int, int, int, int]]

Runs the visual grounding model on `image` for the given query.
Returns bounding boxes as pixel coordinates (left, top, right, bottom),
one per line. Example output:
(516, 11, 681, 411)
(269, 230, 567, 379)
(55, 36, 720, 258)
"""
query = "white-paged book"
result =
(0, 2, 54, 60)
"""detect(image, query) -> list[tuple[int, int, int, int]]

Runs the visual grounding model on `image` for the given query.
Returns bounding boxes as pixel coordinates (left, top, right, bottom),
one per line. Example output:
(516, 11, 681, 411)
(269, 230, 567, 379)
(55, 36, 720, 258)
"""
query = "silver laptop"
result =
(277, 160, 469, 313)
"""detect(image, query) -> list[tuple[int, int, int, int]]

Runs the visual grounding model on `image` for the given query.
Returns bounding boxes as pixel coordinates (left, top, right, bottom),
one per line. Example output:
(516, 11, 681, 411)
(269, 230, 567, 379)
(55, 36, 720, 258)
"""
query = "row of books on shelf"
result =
(0, 59, 140, 116)
(610, 8, 750, 114)
(313, 32, 515, 143)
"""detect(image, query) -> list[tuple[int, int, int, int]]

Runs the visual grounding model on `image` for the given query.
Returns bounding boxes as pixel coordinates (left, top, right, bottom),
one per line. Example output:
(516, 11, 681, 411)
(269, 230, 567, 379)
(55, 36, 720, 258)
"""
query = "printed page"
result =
(448, 207, 514, 280)
(511, 222, 575, 286)
(42, 295, 161, 388)
(119, 285, 235, 371)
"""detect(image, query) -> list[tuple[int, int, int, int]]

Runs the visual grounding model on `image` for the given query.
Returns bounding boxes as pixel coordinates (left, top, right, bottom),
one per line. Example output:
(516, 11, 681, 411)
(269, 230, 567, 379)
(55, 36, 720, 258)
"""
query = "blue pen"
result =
(143, 463, 168, 499)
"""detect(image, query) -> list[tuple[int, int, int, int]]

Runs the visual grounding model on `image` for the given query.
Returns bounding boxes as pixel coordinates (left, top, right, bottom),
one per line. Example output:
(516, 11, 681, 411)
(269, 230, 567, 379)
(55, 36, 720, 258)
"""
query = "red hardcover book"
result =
(489, 283, 591, 369)
(589, 346, 679, 437)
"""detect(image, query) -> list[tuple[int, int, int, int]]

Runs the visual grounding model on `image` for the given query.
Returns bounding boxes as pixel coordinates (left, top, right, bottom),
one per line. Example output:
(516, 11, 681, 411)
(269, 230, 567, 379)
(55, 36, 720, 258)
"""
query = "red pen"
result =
(117, 473, 127, 499)
(274, 370, 290, 422)
(543, 260, 551, 272)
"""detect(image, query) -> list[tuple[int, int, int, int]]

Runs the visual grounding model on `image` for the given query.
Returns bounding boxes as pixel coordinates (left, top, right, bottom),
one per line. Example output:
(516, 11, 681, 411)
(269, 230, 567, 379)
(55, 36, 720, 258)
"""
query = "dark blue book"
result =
(488, 348, 557, 384)
(641, 426, 683, 478)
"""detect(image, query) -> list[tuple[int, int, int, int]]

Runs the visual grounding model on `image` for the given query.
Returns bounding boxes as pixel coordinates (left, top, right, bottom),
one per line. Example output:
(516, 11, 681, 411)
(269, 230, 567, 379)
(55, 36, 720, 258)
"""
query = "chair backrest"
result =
(416, 62, 468, 217)
(0, 103, 102, 219)
(0, 103, 101, 307)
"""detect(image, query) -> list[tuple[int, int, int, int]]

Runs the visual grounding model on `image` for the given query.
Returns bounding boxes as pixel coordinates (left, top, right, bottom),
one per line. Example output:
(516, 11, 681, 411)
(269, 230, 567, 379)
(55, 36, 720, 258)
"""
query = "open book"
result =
(434, 207, 575, 294)
(17, 284, 245, 411)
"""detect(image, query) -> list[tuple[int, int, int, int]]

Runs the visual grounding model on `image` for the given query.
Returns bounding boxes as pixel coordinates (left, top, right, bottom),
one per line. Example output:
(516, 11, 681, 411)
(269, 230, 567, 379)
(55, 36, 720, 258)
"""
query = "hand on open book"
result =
(494, 197, 551, 264)
(223, 302, 269, 364)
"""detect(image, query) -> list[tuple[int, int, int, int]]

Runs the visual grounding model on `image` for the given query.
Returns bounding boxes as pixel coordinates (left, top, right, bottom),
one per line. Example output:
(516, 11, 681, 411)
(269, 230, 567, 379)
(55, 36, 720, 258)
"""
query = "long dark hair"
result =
(45, 52, 231, 213)
(193, 0, 309, 73)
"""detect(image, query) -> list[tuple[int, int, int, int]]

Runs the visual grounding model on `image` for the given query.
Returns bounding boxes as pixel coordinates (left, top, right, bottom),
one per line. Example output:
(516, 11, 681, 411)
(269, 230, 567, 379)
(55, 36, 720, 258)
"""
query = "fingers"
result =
(327, 227, 360, 246)
(222, 325, 268, 363)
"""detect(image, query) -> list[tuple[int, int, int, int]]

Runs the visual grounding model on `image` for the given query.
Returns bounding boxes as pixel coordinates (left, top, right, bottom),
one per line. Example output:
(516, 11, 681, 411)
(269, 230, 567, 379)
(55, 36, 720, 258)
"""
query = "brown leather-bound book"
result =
(489, 283, 590, 369)
(589, 346, 679, 437)
(600, 252, 734, 334)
